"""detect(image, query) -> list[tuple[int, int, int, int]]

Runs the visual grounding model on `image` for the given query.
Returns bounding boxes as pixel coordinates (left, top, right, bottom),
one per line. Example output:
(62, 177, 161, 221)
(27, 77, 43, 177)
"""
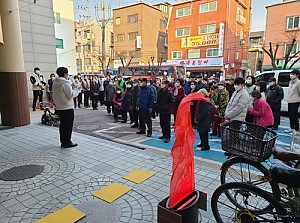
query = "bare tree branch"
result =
(289, 57, 300, 69)
(284, 38, 296, 69)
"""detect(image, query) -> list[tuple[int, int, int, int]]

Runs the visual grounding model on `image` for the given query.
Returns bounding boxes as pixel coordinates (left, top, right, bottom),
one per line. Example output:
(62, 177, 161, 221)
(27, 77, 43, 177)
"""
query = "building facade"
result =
(248, 31, 264, 74)
(167, 0, 251, 78)
(53, 0, 77, 75)
(112, 2, 170, 68)
(264, 0, 300, 70)
(75, 19, 113, 74)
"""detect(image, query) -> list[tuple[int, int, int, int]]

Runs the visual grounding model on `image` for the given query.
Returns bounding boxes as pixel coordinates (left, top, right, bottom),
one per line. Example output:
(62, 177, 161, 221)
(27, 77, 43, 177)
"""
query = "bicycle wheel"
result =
(211, 182, 287, 223)
(221, 157, 280, 202)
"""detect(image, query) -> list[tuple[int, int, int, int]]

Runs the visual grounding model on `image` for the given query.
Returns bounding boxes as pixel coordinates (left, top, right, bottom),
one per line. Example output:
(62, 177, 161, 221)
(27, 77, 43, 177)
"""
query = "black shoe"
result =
(61, 143, 78, 148)
(201, 147, 210, 151)
(224, 152, 232, 156)
(164, 138, 170, 143)
(159, 135, 165, 139)
(121, 120, 127, 123)
(33, 108, 36, 111)
(197, 143, 203, 148)
(136, 130, 146, 134)
(131, 124, 138, 128)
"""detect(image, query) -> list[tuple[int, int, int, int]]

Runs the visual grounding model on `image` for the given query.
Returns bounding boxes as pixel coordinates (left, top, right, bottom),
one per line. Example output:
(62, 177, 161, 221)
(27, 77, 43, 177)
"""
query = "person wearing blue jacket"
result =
(136, 78, 155, 137)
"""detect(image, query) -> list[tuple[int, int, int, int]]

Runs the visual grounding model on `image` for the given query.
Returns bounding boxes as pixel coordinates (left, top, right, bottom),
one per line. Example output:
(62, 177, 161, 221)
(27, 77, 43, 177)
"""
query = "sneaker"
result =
(159, 135, 165, 139)
(284, 128, 293, 133)
(107, 113, 110, 116)
(290, 131, 300, 136)
(201, 147, 210, 151)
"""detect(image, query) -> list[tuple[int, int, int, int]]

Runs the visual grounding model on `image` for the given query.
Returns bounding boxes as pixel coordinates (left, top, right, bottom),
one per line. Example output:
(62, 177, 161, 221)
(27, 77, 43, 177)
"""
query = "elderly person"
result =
(248, 90, 274, 128)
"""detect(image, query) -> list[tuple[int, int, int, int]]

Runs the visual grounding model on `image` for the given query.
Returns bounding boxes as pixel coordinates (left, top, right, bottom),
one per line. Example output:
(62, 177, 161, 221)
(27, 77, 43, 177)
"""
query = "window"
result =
(176, 27, 191, 37)
(54, 12, 61, 24)
(76, 59, 82, 66)
(115, 17, 121, 25)
(278, 72, 291, 87)
(285, 43, 298, 55)
(198, 24, 216, 34)
(287, 16, 300, 29)
(236, 7, 246, 24)
(206, 48, 219, 57)
(128, 14, 138, 23)
(116, 34, 125, 42)
(128, 32, 138, 40)
(200, 1, 217, 13)
(172, 51, 182, 59)
(188, 49, 200, 59)
(176, 7, 191, 17)
(84, 30, 90, 39)
(160, 19, 167, 29)
(255, 72, 274, 83)
(86, 44, 91, 52)
(86, 58, 91, 65)
(159, 35, 167, 44)
(235, 51, 239, 60)
(55, 38, 63, 49)
(76, 45, 81, 52)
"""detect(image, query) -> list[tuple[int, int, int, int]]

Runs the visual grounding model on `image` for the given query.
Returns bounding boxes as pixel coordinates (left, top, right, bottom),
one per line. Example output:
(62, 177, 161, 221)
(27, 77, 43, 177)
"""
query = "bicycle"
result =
(211, 121, 300, 222)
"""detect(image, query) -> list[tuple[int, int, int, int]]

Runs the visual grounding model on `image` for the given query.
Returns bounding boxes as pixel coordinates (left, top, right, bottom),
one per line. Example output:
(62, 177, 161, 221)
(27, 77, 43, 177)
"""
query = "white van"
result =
(254, 69, 300, 112)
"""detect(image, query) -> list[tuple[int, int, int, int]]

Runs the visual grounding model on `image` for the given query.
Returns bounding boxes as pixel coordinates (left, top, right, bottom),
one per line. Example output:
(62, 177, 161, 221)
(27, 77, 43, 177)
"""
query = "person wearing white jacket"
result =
(53, 67, 80, 148)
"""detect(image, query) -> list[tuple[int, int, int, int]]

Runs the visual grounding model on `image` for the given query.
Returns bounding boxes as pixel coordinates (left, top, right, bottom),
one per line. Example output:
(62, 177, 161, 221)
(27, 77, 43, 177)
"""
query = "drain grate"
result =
(0, 165, 44, 181)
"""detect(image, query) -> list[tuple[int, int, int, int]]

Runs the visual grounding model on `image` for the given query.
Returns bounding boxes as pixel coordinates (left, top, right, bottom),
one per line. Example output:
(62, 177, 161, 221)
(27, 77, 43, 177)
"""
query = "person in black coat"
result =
(131, 79, 140, 128)
(226, 77, 235, 99)
(266, 77, 284, 130)
(90, 76, 100, 110)
(156, 80, 175, 143)
(195, 89, 212, 151)
(188, 80, 198, 128)
(121, 81, 133, 123)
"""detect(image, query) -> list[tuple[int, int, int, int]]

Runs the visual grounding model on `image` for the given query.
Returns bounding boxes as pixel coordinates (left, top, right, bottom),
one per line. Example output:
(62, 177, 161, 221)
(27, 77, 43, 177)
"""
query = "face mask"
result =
(35, 70, 40, 75)
(127, 85, 132, 88)
(290, 74, 296, 80)
(246, 79, 252, 84)
(218, 85, 224, 90)
(161, 84, 165, 88)
(147, 83, 151, 86)
(256, 86, 260, 91)
(234, 85, 242, 91)
(133, 83, 137, 87)
(51, 76, 55, 80)
(271, 81, 276, 86)
(191, 85, 196, 89)
(175, 83, 180, 87)
(116, 91, 121, 94)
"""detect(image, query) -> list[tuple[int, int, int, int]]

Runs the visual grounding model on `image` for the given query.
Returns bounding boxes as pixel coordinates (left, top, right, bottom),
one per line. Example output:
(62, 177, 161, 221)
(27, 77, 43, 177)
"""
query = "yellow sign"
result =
(181, 34, 219, 48)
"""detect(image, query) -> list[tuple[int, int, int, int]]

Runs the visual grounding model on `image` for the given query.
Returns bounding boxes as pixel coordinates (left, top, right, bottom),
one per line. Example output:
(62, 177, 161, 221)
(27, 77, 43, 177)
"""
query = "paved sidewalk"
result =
(0, 111, 221, 223)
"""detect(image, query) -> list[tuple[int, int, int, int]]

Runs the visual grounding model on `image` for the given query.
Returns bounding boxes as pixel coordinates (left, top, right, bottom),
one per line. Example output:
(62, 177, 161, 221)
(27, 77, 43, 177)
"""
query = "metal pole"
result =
(101, 0, 106, 75)
(83, 44, 86, 74)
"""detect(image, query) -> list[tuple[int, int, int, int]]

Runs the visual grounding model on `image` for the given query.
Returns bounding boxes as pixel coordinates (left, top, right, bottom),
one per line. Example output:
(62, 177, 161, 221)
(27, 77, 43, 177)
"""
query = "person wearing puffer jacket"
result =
(248, 90, 274, 127)
(52, 67, 80, 148)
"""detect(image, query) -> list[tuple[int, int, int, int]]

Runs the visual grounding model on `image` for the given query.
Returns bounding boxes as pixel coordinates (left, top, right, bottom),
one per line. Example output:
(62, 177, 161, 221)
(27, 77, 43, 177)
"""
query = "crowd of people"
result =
(30, 67, 300, 150)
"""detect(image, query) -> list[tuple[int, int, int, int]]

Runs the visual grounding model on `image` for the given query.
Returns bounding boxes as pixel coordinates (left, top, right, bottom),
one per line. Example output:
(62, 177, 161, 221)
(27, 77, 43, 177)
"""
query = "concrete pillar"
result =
(0, 0, 30, 126)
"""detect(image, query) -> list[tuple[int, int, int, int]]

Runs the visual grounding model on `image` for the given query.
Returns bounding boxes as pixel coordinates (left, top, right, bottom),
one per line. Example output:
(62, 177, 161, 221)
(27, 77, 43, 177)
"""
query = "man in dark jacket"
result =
(136, 78, 155, 137)
(156, 80, 175, 143)
(105, 80, 115, 115)
(90, 76, 100, 110)
(131, 79, 140, 128)
(266, 77, 284, 130)
(226, 77, 235, 99)
(121, 81, 133, 123)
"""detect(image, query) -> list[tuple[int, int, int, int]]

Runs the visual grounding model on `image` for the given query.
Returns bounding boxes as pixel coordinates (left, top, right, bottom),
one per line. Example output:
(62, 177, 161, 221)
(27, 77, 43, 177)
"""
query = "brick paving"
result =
(0, 110, 226, 223)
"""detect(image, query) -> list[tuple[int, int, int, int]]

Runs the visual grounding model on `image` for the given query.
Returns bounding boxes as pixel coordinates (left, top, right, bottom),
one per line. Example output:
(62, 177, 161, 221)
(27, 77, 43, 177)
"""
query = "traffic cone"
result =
(36, 99, 40, 109)
(49, 99, 53, 108)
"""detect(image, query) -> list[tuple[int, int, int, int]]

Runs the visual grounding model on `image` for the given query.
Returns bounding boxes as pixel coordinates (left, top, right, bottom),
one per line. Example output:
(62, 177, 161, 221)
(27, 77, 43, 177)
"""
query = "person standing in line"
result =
(90, 76, 100, 110)
(188, 80, 198, 129)
(148, 79, 158, 119)
(98, 74, 105, 106)
(195, 89, 212, 151)
(131, 79, 140, 128)
(73, 76, 82, 109)
(121, 81, 133, 123)
(226, 77, 235, 99)
(112, 87, 123, 122)
(47, 73, 55, 103)
(210, 81, 229, 137)
(156, 80, 175, 143)
(172, 78, 185, 124)
(245, 75, 256, 95)
(136, 78, 155, 137)
(105, 79, 115, 116)
(266, 77, 284, 130)
(285, 69, 300, 135)
(81, 76, 90, 108)
(77, 73, 83, 107)
(52, 67, 80, 148)
(30, 67, 46, 111)
(115, 75, 126, 92)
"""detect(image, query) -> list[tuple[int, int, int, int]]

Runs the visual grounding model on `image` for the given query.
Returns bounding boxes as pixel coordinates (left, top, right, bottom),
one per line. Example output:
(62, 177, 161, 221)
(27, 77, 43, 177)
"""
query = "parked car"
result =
(255, 69, 300, 112)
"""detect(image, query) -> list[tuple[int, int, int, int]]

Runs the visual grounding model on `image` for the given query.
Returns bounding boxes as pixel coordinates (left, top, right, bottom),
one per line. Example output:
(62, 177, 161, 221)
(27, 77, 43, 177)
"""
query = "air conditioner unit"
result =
(164, 42, 168, 47)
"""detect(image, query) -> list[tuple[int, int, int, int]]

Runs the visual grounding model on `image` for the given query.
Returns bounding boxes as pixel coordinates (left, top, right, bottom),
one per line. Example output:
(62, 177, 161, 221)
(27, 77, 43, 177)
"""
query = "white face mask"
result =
(218, 85, 224, 90)
(246, 79, 252, 84)
(175, 83, 180, 87)
(126, 85, 132, 88)
(234, 85, 242, 91)
(161, 84, 165, 88)
(191, 85, 196, 89)
(256, 86, 260, 91)
(116, 91, 121, 94)
(35, 70, 40, 75)
(133, 83, 137, 87)
(290, 74, 297, 80)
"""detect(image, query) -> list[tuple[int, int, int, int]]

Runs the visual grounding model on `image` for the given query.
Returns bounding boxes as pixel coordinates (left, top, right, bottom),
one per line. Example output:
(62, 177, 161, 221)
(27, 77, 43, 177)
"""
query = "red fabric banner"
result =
(169, 92, 208, 208)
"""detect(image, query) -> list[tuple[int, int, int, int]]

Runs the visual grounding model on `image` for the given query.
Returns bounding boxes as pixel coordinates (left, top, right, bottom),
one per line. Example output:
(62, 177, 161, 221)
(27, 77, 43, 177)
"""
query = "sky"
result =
(73, 0, 282, 32)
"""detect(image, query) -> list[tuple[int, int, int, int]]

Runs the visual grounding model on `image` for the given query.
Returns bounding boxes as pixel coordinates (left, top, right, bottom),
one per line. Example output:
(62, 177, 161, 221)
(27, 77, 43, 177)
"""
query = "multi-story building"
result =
(263, 0, 300, 70)
(75, 19, 113, 74)
(53, 0, 77, 75)
(248, 31, 264, 74)
(167, 0, 251, 78)
(112, 2, 170, 68)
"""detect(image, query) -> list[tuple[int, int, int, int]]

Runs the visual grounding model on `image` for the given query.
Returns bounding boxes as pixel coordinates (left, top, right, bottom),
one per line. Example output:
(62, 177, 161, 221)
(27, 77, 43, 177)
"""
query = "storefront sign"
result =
(181, 34, 219, 48)
(218, 23, 225, 56)
(168, 58, 224, 68)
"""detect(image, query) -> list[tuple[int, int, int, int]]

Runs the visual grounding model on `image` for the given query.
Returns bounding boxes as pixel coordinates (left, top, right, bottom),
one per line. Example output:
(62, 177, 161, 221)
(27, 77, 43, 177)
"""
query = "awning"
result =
(0, 14, 3, 45)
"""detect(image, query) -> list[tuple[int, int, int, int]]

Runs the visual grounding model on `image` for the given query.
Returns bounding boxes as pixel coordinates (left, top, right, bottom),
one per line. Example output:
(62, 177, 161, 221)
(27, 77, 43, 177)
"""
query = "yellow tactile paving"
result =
(122, 168, 155, 184)
(92, 182, 132, 203)
(35, 205, 86, 223)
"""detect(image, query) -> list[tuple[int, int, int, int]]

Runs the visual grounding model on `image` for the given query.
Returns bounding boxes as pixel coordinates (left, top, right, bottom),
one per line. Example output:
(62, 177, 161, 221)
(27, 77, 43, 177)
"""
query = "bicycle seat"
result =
(270, 162, 300, 188)
(273, 146, 300, 162)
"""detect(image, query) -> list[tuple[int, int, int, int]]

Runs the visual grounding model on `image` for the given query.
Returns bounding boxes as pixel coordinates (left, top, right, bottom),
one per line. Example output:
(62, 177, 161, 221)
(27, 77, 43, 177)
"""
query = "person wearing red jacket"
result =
(248, 90, 274, 127)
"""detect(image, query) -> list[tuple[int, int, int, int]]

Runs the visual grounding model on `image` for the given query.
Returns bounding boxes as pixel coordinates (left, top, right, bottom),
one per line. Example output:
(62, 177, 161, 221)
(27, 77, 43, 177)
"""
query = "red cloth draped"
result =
(169, 92, 208, 208)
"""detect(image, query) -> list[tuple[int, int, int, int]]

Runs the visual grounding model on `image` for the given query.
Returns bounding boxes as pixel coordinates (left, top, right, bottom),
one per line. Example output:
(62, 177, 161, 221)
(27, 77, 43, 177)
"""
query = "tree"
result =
(262, 42, 279, 70)
(283, 31, 300, 69)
